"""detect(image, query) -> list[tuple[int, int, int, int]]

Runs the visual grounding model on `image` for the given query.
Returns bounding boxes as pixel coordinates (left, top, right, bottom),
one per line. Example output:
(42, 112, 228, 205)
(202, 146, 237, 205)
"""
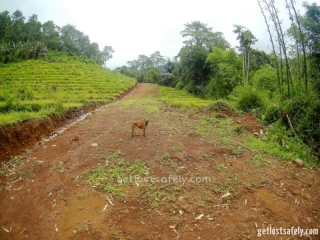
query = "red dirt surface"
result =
(0, 83, 319, 240)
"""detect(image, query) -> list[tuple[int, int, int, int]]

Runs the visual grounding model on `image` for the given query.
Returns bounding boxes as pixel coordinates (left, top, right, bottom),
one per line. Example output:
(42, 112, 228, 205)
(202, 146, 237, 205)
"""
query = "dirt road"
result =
(0, 83, 319, 239)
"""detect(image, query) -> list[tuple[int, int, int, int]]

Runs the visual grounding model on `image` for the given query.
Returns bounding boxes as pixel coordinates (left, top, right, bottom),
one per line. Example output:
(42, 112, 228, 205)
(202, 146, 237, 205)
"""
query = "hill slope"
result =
(0, 60, 136, 125)
(0, 60, 136, 160)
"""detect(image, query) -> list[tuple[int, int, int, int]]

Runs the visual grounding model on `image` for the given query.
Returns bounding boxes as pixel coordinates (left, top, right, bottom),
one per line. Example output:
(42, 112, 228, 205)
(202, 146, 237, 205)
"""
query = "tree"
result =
(8, 10, 25, 43)
(0, 9, 113, 65)
(250, 49, 271, 71)
(177, 21, 230, 94)
(60, 24, 81, 55)
(251, 64, 278, 92)
(101, 46, 114, 66)
(181, 21, 230, 50)
(206, 47, 242, 97)
(269, 0, 292, 96)
(258, 0, 281, 92)
(177, 45, 210, 94)
(150, 51, 165, 68)
(147, 69, 159, 83)
(212, 63, 241, 97)
(233, 25, 257, 84)
(42, 20, 61, 50)
(86, 42, 99, 59)
(158, 58, 176, 86)
(0, 11, 12, 43)
(301, 2, 320, 82)
(115, 65, 135, 78)
(24, 14, 42, 42)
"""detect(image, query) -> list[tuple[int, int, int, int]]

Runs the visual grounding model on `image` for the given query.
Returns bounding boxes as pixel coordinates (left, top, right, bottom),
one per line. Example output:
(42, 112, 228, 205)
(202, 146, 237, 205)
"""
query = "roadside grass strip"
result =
(157, 86, 213, 108)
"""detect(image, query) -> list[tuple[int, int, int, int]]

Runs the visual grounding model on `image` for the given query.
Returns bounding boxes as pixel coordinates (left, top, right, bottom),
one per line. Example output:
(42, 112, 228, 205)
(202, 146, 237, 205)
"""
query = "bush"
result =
(231, 86, 267, 112)
(175, 81, 184, 90)
(206, 101, 233, 112)
(264, 104, 280, 124)
(251, 64, 278, 92)
(281, 93, 320, 148)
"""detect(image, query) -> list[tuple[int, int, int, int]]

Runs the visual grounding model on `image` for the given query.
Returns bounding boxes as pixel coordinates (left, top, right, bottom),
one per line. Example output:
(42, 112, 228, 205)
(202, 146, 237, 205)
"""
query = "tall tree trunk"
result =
(258, 0, 281, 93)
(242, 52, 246, 84)
(265, 0, 285, 96)
(290, 0, 308, 93)
(270, 0, 292, 97)
(285, 0, 301, 80)
(246, 49, 250, 83)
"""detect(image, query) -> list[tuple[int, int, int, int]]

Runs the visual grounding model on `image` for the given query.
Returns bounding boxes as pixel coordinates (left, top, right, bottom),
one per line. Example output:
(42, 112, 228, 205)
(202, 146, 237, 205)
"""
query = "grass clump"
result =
(83, 150, 150, 197)
(230, 85, 268, 114)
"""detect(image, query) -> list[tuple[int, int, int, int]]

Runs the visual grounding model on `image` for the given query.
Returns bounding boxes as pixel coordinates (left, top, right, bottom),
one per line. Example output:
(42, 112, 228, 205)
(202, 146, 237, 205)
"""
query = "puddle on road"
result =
(56, 192, 108, 240)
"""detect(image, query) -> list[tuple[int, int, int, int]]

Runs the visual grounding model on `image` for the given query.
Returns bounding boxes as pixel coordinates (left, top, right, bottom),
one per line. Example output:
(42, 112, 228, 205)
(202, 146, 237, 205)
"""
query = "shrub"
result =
(264, 104, 280, 124)
(251, 64, 278, 92)
(231, 86, 267, 112)
(206, 101, 233, 112)
(280, 93, 320, 148)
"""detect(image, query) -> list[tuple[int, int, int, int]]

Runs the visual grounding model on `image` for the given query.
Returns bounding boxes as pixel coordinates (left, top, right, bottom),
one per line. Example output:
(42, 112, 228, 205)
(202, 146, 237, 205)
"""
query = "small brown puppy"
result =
(131, 119, 149, 137)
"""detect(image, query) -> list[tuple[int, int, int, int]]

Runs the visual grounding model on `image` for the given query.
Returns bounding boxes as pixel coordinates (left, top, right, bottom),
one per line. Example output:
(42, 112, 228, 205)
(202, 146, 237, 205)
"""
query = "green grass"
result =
(157, 86, 318, 166)
(0, 60, 136, 125)
(83, 150, 150, 197)
(157, 86, 213, 108)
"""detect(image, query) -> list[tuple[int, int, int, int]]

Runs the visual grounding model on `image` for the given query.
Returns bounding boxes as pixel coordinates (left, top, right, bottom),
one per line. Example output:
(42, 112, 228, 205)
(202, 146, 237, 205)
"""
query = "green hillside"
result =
(0, 60, 136, 125)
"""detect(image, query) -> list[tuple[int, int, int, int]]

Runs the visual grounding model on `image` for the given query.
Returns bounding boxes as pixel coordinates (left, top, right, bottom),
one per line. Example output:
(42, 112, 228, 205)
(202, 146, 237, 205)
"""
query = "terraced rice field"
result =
(0, 60, 136, 125)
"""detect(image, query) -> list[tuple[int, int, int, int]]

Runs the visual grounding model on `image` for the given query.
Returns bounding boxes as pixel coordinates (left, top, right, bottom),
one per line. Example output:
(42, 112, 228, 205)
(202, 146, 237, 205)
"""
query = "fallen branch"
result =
(105, 196, 115, 206)
(173, 229, 180, 239)
(102, 204, 108, 212)
(285, 114, 297, 137)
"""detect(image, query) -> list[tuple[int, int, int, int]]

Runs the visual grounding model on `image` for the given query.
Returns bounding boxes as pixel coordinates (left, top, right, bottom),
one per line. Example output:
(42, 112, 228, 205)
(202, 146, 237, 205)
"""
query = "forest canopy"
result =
(0, 10, 114, 65)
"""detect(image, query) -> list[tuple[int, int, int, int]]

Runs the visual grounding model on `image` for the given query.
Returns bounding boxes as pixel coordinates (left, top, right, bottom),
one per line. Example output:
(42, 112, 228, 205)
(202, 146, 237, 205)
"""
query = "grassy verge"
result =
(157, 86, 318, 167)
(156, 86, 213, 108)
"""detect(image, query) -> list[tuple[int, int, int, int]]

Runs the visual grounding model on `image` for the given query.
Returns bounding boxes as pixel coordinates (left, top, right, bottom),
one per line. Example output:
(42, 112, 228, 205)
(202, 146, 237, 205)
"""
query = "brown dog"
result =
(131, 119, 149, 137)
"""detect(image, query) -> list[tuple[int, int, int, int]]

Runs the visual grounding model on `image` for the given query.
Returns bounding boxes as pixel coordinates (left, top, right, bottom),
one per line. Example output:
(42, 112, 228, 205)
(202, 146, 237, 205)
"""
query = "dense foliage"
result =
(0, 10, 114, 65)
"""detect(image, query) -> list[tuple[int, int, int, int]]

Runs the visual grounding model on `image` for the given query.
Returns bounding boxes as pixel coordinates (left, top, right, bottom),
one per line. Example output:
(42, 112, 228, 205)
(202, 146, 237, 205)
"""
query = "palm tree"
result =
(233, 25, 257, 84)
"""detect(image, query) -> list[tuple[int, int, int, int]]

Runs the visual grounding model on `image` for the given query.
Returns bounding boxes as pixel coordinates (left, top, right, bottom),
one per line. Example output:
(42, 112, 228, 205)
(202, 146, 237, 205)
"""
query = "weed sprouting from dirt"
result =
(83, 150, 150, 197)
(0, 155, 29, 179)
(248, 155, 271, 168)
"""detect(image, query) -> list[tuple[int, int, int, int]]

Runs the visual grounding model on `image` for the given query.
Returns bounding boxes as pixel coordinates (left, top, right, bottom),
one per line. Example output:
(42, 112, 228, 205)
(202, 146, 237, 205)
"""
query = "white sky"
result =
(0, 0, 309, 69)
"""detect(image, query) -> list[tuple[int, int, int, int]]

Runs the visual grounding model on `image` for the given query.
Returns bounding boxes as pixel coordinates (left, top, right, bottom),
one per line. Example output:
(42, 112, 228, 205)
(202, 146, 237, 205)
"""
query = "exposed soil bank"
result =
(0, 84, 137, 161)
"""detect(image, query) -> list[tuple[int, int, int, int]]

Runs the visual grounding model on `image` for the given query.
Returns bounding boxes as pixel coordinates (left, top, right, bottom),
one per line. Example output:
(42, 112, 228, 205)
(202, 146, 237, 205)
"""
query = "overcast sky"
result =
(0, 0, 309, 69)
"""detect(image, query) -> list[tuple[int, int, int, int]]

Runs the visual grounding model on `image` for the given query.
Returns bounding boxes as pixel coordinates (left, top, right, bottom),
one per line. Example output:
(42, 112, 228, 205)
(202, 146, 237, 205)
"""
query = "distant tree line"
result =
(116, 20, 270, 97)
(116, 2, 319, 98)
(0, 10, 114, 65)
